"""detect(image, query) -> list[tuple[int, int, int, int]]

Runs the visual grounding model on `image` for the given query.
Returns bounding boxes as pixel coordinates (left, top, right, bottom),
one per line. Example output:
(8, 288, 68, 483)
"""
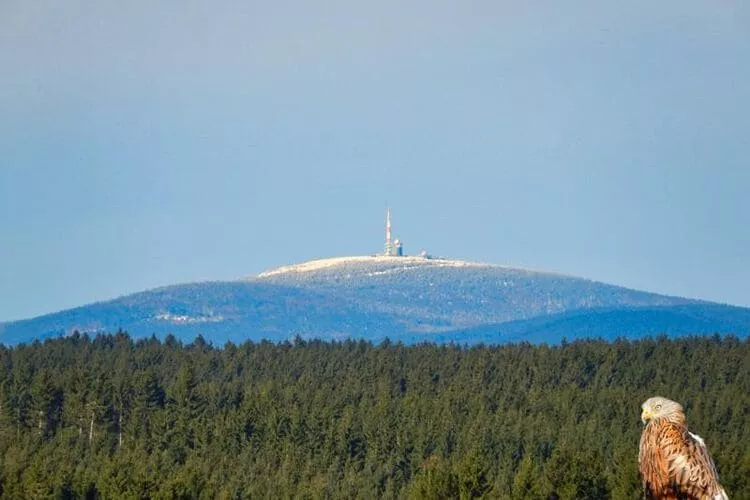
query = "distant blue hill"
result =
(424, 304, 750, 345)
(1, 256, 748, 346)
(0, 281, 404, 346)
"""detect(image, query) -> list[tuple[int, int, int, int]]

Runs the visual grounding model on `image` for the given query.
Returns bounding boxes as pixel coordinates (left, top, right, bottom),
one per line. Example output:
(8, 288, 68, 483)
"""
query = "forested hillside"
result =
(0, 333, 748, 498)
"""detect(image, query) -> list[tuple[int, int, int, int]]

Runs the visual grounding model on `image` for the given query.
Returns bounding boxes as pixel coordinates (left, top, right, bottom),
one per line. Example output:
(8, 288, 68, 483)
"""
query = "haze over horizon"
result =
(1, 1, 749, 322)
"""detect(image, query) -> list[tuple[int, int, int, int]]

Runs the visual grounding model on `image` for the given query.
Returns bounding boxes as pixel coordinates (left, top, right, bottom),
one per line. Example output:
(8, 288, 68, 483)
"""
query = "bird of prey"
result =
(639, 396, 728, 499)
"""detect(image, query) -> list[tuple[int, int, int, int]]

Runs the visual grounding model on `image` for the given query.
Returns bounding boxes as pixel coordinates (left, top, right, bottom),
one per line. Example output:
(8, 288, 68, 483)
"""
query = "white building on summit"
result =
(383, 207, 404, 256)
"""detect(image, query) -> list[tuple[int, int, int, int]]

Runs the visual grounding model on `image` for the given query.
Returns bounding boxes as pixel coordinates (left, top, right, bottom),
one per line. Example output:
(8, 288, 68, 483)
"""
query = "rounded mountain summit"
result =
(2, 256, 749, 345)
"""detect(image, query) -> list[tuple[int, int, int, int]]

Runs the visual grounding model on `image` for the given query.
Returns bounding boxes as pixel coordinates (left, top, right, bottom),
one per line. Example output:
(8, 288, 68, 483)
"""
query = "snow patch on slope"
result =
(154, 312, 225, 324)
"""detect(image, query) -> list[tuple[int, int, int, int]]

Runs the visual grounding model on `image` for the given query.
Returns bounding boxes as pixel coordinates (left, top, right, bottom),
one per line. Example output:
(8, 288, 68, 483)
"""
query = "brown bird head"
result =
(641, 396, 685, 425)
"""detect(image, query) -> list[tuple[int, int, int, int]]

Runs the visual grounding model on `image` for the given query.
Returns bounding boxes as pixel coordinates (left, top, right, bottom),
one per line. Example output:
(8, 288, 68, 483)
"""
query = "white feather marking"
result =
(671, 454, 688, 471)
(688, 431, 706, 447)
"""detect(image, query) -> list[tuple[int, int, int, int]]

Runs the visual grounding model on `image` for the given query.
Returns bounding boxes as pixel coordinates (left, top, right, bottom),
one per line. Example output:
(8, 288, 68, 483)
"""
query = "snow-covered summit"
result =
(4, 254, 744, 347)
(256, 255, 490, 278)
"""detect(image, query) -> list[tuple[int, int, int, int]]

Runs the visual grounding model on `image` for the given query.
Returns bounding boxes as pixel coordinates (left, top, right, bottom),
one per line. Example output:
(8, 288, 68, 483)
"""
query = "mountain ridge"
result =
(1, 256, 747, 346)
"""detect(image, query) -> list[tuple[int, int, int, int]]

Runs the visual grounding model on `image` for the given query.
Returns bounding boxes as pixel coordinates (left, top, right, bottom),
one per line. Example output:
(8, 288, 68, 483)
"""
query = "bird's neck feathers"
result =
(667, 411, 686, 426)
(660, 412, 686, 427)
(646, 412, 687, 429)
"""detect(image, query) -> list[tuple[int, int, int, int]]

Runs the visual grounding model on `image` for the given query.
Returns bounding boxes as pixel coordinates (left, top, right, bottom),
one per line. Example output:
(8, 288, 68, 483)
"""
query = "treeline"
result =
(0, 333, 748, 499)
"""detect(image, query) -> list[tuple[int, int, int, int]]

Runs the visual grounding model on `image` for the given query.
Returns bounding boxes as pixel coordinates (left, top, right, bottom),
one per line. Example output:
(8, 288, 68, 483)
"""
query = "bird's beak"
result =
(641, 408, 652, 424)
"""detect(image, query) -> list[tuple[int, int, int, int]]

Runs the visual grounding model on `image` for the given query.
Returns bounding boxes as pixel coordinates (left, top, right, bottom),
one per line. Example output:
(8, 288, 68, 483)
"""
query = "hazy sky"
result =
(1, 1, 749, 321)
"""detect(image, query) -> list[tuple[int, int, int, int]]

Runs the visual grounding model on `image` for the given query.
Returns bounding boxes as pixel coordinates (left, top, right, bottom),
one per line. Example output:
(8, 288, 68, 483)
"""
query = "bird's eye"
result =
(655, 404, 662, 410)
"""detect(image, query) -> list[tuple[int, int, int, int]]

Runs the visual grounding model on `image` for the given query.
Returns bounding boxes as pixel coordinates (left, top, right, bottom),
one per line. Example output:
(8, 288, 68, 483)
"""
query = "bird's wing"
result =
(665, 428, 727, 499)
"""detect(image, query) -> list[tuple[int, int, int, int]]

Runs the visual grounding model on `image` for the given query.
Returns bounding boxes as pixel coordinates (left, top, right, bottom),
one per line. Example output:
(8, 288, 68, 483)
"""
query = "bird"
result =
(638, 396, 728, 499)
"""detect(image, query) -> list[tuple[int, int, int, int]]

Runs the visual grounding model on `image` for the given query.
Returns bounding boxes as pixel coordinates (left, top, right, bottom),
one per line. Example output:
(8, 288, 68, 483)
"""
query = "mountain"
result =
(1, 256, 748, 346)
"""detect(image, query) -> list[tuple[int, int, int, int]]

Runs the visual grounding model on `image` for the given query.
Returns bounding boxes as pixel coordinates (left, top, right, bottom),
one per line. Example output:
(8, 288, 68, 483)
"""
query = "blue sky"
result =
(1, 1, 749, 321)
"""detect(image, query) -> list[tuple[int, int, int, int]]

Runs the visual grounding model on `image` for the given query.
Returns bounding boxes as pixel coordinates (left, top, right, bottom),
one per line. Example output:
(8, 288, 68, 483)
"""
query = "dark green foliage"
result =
(0, 333, 748, 498)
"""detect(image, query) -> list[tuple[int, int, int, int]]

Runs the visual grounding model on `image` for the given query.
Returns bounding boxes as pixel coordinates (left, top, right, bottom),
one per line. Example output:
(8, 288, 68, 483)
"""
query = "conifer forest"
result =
(0, 333, 748, 499)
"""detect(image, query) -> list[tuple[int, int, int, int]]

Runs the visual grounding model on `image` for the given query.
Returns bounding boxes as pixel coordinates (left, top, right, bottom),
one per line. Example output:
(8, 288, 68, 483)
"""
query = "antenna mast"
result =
(385, 206, 392, 256)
